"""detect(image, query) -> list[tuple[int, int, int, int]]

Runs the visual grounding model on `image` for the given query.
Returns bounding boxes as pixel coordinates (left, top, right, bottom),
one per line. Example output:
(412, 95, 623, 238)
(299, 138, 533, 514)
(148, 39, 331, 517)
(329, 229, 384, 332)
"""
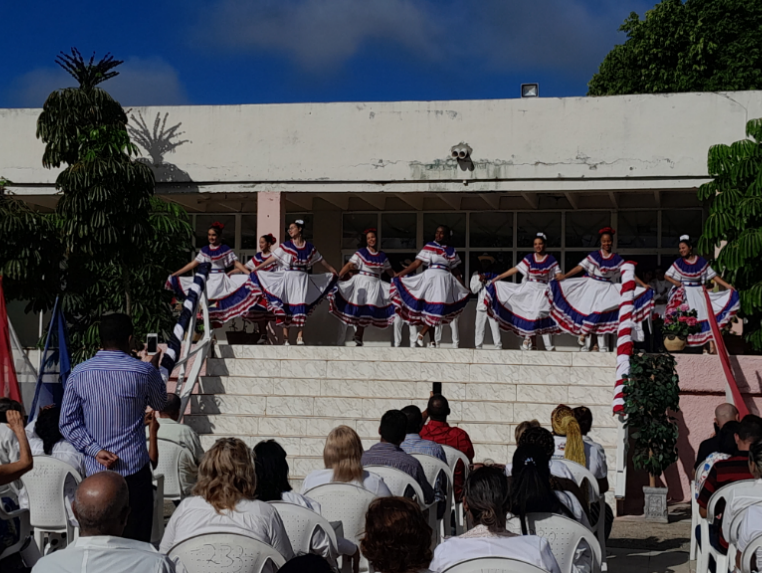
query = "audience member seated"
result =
(254, 439, 357, 568)
(32, 471, 174, 573)
(361, 497, 434, 573)
(551, 405, 607, 493)
(420, 394, 474, 502)
(362, 410, 435, 506)
(506, 424, 575, 481)
(29, 406, 85, 476)
(0, 410, 33, 557)
(429, 466, 561, 573)
(401, 405, 446, 516)
(573, 406, 613, 539)
(278, 554, 335, 573)
(721, 437, 762, 552)
(301, 425, 392, 497)
(694, 421, 740, 498)
(695, 403, 740, 472)
(146, 393, 204, 497)
(697, 415, 762, 553)
(510, 445, 591, 531)
(160, 437, 294, 561)
(0, 399, 24, 468)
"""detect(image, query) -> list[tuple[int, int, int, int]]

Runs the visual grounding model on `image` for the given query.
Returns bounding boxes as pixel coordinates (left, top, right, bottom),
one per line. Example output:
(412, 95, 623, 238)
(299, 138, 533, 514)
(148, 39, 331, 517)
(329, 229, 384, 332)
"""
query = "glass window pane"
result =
(423, 213, 466, 248)
(195, 215, 236, 248)
(565, 251, 589, 276)
(342, 214, 378, 249)
(241, 216, 257, 250)
(618, 211, 658, 249)
(287, 214, 313, 241)
(386, 252, 420, 278)
(624, 255, 659, 282)
(566, 211, 611, 248)
(517, 212, 561, 248)
(662, 209, 703, 249)
(468, 252, 514, 281)
(381, 213, 417, 250)
(470, 213, 513, 249)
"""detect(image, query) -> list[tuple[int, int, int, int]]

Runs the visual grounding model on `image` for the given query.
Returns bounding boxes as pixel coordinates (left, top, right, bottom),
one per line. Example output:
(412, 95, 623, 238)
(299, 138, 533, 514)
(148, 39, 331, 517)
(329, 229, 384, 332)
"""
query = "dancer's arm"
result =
(554, 271, 564, 281)
(491, 267, 520, 283)
(562, 265, 584, 280)
(713, 276, 734, 290)
(319, 259, 338, 275)
(171, 260, 200, 277)
(230, 260, 250, 275)
(635, 276, 652, 289)
(396, 259, 423, 278)
(338, 261, 357, 279)
(666, 276, 682, 288)
(251, 255, 276, 272)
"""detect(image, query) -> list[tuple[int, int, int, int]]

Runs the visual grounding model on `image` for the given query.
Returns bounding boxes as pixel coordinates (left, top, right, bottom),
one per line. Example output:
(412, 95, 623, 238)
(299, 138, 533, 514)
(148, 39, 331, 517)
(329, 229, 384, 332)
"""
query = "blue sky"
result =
(3, 0, 654, 108)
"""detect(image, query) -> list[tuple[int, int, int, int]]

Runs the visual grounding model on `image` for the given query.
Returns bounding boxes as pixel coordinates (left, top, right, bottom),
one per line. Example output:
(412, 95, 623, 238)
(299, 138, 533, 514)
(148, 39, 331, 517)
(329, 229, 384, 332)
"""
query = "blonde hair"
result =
(514, 420, 540, 444)
(192, 437, 257, 513)
(324, 426, 364, 483)
(551, 405, 586, 467)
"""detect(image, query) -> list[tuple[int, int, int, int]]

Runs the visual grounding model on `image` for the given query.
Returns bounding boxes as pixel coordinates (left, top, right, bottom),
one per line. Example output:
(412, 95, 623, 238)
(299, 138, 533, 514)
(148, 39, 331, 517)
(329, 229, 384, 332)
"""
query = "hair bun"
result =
(598, 226, 616, 236)
(266, 234, 277, 244)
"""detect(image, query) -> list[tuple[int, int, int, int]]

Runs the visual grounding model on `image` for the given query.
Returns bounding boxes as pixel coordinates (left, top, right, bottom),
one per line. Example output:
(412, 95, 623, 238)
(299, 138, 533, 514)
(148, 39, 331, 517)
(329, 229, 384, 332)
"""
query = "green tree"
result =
(588, 0, 762, 95)
(698, 118, 762, 350)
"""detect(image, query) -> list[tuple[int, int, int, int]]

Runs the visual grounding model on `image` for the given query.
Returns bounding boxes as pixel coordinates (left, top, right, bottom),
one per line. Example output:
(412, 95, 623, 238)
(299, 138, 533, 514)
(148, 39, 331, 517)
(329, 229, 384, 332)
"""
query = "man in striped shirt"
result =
(60, 313, 166, 543)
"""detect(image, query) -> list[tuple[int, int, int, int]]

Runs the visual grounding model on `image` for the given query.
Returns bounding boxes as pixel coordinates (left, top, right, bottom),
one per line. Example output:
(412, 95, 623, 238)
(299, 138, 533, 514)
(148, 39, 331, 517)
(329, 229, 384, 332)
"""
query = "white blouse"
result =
(194, 244, 238, 271)
(301, 468, 392, 498)
(553, 436, 607, 479)
(160, 496, 294, 561)
(416, 242, 461, 270)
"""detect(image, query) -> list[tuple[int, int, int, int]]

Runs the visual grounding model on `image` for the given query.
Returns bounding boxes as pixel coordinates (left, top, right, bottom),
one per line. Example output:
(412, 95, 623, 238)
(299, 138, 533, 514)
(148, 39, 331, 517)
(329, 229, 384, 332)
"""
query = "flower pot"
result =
(663, 334, 687, 352)
(643, 486, 669, 523)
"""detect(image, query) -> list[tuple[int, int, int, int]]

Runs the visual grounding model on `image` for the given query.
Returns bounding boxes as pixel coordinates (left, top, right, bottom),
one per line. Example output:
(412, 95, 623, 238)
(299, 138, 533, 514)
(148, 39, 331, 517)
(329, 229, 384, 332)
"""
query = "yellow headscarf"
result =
(551, 405, 586, 467)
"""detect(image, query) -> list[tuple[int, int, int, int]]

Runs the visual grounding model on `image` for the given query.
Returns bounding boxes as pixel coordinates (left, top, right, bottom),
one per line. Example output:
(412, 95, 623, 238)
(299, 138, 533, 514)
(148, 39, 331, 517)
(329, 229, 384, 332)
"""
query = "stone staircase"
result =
(184, 345, 619, 494)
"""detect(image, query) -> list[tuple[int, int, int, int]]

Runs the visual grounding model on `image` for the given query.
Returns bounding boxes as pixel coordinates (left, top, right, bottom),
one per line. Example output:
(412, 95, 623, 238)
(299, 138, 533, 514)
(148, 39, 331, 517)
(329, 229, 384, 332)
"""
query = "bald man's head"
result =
(72, 471, 130, 537)
(715, 403, 740, 428)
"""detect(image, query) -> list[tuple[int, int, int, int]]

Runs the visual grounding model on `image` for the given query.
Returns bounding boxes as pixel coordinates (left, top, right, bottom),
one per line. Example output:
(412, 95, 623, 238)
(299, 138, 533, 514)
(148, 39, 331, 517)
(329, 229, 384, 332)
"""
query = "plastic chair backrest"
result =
(441, 444, 471, 484)
(152, 438, 193, 500)
(443, 557, 549, 573)
(707, 479, 759, 522)
(303, 483, 377, 547)
(168, 532, 286, 573)
(0, 498, 32, 561)
(365, 466, 429, 509)
(554, 459, 600, 498)
(270, 501, 338, 558)
(506, 512, 602, 573)
(741, 531, 762, 573)
(20, 456, 82, 529)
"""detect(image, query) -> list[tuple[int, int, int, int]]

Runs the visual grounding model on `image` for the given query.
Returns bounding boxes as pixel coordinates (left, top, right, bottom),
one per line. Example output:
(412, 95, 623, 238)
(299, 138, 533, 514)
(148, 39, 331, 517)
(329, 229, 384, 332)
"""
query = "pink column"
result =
(257, 191, 285, 245)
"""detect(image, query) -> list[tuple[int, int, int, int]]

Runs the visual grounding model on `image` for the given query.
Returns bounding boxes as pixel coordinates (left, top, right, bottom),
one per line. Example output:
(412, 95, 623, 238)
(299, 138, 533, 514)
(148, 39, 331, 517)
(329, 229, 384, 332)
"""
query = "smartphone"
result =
(432, 382, 442, 395)
(146, 333, 159, 355)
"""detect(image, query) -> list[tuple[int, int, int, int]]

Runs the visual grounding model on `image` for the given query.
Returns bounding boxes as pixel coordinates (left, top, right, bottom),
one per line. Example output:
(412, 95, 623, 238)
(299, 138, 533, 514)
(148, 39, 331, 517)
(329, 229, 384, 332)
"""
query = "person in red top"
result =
(697, 414, 762, 554)
(421, 394, 474, 501)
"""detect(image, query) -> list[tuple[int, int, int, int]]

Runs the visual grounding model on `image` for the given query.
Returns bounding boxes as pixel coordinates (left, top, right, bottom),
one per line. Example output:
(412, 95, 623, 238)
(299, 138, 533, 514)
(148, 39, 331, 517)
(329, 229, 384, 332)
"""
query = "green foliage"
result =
(698, 118, 762, 350)
(588, 0, 762, 95)
(623, 352, 681, 478)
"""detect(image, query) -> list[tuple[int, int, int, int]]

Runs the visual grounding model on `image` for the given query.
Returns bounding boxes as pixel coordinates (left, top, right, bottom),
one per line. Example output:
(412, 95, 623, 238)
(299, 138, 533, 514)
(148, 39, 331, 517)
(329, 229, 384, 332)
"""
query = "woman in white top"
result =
(391, 225, 470, 348)
(242, 233, 279, 344)
(722, 439, 762, 557)
(329, 228, 397, 346)
(28, 406, 85, 477)
(160, 437, 294, 565)
(431, 466, 561, 573)
(664, 235, 738, 353)
(302, 426, 392, 497)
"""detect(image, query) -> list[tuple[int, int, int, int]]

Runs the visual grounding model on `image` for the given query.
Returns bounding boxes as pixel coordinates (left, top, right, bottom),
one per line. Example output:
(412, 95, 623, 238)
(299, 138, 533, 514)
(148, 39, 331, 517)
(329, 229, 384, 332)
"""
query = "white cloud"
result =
(198, 0, 653, 74)
(6, 56, 188, 108)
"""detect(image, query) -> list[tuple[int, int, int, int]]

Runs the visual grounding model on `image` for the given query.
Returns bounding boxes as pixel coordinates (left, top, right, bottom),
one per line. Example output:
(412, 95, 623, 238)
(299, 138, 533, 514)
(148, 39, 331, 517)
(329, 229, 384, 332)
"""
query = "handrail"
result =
(702, 286, 749, 417)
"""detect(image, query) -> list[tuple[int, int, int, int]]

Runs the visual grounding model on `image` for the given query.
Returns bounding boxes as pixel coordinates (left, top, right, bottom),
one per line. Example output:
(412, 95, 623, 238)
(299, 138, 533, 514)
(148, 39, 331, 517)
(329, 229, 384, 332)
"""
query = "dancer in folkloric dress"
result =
(470, 254, 502, 350)
(239, 234, 278, 344)
(548, 227, 654, 352)
(485, 233, 562, 351)
(391, 225, 470, 348)
(393, 259, 419, 348)
(665, 235, 738, 353)
(328, 228, 397, 346)
(248, 220, 338, 345)
(167, 222, 252, 316)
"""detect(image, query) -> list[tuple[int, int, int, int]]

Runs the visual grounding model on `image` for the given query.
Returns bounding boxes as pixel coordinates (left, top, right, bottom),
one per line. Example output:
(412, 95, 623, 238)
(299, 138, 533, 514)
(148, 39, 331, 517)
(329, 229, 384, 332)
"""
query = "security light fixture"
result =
(450, 142, 474, 172)
(521, 83, 539, 98)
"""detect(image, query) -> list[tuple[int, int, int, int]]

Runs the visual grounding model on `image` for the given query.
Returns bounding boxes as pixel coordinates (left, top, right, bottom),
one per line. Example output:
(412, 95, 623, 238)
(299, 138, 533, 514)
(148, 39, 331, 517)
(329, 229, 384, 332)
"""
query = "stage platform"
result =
(183, 345, 619, 503)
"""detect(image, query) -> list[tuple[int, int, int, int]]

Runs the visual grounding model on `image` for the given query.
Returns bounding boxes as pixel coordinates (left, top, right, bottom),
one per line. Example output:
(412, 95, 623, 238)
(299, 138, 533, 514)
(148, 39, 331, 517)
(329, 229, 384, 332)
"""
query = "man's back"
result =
(149, 418, 204, 462)
(421, 420, 474, 499)
(401, 433, 447, 462)
(362, 442, 435, 504)
(32, 536, 175, 572)
(60, 351, 166, 476)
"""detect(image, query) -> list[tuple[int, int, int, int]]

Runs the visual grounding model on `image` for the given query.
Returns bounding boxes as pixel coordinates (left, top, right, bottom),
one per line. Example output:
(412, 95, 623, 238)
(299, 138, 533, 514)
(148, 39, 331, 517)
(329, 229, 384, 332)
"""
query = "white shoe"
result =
(521, 337, 532, 351)
(429, 341, 438, 348)
(580, 345, 589, 352)
(475, 345, 483, 350)
(415, 335, 425, 347)
(284, 341, 290, 346)
(296, 337, 305, 346)
(546, 346, 556, 351)
(599, 346, 609, 353)
(494, 345, 503, 350)
(578, 335, 587, 346)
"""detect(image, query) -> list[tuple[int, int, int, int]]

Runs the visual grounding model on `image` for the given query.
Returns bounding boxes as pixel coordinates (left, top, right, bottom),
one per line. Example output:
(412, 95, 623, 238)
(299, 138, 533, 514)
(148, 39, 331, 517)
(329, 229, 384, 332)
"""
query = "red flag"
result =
(0, 276, 22, 402)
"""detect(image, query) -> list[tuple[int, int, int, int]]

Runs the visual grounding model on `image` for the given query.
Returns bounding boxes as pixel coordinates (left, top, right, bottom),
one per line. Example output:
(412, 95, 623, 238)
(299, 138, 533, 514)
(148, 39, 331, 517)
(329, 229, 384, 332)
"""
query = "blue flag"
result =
(29, 298, 71, 421)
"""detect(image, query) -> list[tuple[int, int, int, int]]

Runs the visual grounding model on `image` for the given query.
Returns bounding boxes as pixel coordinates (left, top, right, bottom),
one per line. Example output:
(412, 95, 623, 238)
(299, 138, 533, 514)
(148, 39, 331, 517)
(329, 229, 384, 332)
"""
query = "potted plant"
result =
(661, 303, 701, 352)
(622, 351, 680, 522)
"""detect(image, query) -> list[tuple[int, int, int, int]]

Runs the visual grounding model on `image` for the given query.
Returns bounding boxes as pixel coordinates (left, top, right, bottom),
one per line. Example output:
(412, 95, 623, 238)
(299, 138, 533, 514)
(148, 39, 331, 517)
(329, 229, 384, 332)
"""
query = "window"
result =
(566, 211, 611, 248)
(517, 212, 561, 248)
(468, 252, 514, 279)
(381, 213, 417, 250)
(423, 213, 466, 248)
(618, 211, 658, 249)
(386, 252, 420, 278)
(662, 209, 703, 249)
(240, 216, 258, 250)
(342, 213, 378, 249)
(470, 212, 513, 249)
(195, 215, 235, 248)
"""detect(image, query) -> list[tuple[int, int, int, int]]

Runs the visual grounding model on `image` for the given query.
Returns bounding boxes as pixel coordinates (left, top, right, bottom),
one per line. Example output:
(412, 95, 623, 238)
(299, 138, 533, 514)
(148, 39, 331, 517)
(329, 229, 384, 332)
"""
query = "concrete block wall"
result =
(184, 345, 619, 502)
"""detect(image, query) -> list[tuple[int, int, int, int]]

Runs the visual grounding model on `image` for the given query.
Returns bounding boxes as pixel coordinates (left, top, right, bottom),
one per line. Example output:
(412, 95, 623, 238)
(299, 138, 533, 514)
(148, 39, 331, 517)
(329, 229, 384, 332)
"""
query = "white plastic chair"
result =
(411, 453, 453, 542)
(364, 466, 432, 510)
(168, 532, 286, 573)
(741, 531, 762, 573)
(556, 459, 606, 571)
(0, 494, 33, 562)
(690, 481, 699, 561)
(506, 512, 602, 573)
(151, 473, 165, 544)
(304, 483, 378, 572)
(150, 438, 195, 500)
(702, 479, 758, 573)
(270, 501, 338, 563)
(19, 456, 82, 551)
(443, 556, 549, 573)
(441, 444, 471, 534)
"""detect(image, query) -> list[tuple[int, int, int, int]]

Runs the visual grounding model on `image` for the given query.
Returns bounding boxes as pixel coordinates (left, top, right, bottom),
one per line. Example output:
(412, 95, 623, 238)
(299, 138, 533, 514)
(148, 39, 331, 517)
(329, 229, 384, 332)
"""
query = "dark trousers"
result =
(123, 464, 154, 543)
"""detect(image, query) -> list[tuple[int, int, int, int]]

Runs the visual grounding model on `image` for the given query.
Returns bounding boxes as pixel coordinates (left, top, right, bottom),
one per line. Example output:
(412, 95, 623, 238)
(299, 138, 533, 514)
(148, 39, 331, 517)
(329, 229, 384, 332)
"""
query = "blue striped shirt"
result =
(401, 433, 447, 462)
(60, 351, 166, 476)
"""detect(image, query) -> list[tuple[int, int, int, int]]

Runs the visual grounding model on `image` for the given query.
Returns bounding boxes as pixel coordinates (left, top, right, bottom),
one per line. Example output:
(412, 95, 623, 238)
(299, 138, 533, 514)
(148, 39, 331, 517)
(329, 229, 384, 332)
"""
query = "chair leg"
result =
(34, 529, 45, 556)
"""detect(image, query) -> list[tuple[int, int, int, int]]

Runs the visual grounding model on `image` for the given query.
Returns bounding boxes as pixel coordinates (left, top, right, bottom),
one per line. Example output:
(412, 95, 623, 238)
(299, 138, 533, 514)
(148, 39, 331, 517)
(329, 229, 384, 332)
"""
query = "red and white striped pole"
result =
(613, 262, 636, 413)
